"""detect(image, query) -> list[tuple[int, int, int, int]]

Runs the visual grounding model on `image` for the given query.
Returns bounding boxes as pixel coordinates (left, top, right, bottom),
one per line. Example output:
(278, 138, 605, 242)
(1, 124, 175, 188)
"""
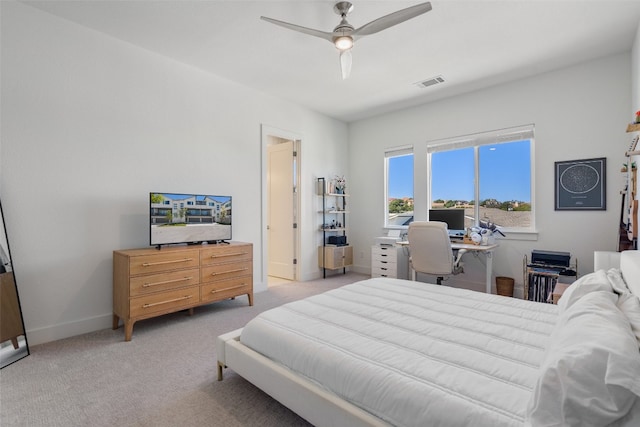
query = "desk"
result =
(398, 241, 498, 294)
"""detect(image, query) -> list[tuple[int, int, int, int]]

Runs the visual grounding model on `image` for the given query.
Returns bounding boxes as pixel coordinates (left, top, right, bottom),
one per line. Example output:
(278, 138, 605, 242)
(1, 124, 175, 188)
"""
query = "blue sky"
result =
(388, 140, 531, 202)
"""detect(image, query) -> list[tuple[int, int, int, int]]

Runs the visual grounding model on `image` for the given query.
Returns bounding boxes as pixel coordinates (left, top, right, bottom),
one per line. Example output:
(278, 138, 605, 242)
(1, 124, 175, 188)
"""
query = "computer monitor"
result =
(428, 208, 466, 231)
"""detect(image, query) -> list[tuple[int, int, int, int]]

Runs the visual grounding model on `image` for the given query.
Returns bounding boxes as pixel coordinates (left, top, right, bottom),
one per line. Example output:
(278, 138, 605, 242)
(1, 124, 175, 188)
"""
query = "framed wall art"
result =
(555, 157, 606, 210)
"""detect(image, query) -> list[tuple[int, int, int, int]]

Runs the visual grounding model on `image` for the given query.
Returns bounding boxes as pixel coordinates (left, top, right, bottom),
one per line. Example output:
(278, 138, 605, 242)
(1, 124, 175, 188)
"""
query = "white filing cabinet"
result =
(371, 245, 409, 279)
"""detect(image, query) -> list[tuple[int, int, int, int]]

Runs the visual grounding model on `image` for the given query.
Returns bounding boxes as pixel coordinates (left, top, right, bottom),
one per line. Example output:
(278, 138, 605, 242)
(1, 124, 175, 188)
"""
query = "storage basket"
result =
(496, 276, 514, 297)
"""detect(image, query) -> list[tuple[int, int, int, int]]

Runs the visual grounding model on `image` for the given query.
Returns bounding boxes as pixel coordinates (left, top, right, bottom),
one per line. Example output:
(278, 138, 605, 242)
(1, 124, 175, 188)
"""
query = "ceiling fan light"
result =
(334, 36, 353, 50)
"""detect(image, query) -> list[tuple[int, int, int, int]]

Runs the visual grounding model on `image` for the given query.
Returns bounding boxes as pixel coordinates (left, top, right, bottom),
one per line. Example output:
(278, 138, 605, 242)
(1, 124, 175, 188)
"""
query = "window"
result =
(385, 147, 414, 227)
(430, 147, 475, 229)
(428, 125, 534, 232)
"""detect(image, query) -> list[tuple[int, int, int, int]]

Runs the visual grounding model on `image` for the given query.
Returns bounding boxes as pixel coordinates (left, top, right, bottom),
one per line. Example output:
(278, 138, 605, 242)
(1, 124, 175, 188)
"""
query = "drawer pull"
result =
(143, 276, 193, 288)
(142, 258, 194, 267)
(210, 284, 247, 294)
(210, 251, 248, 258)
(142, 295, 193, 308)
(210, 267, 248, 276)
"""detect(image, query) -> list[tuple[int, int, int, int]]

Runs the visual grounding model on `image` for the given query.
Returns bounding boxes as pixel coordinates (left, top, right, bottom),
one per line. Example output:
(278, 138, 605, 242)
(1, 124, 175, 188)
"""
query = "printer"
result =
(529, 250, 575, 276)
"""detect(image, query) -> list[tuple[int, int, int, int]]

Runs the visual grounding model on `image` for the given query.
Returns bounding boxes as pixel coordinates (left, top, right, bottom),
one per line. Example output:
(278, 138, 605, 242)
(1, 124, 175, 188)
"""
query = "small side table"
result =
(552, 283, 571, 304)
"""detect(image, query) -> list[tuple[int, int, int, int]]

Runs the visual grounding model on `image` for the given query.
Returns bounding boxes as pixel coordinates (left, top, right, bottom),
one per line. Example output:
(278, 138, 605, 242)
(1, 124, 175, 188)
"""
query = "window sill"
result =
(499, 230, 538, 241)
(384, 227, 538, 241)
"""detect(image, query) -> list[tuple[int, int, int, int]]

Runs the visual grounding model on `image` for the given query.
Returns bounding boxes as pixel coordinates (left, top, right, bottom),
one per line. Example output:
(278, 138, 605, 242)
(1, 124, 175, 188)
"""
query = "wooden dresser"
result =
(113, 242, 252, 341)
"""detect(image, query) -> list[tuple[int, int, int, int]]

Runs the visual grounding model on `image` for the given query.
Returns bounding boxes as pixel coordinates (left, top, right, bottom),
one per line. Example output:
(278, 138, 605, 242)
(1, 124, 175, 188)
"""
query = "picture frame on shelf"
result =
(554, 157, 606, 211)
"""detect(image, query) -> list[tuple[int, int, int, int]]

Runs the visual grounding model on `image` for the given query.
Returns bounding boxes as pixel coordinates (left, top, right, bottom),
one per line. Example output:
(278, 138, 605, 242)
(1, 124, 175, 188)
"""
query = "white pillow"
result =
(527, 291, 640, 427)
(557, 269, 613, 311)
(618, 295, 640, 348)
(607, 268, 631, 297)
(604, 267, 640, 348)
(621, 250, 640, 297)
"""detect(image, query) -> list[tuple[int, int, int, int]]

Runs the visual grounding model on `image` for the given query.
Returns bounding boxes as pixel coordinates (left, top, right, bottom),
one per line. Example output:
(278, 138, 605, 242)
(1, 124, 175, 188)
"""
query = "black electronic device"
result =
(428, 208, 465, 232)
(150, 192, 232, 248)
(528, 250, 575, 276)
(328, 235, 347, 246)
(530, 250, 571, 268)
(526, 249, 577, 303)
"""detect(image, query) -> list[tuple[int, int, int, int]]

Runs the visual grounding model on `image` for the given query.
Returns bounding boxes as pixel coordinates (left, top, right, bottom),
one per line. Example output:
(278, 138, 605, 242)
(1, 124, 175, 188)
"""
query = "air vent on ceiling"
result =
(414, 75, 445, 89)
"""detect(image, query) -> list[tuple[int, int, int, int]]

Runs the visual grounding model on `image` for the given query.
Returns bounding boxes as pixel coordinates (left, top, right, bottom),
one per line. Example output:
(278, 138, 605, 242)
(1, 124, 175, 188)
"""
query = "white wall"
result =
(630, 19, 640, 255)
(348, 53, 632, 290)
(0, 2, 348, 345)
(633, 20, 640, 115)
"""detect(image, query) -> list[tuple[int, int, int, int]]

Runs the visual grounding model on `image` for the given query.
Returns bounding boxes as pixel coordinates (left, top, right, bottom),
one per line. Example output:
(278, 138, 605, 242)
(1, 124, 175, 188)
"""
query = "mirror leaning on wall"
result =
(0, 198, 29, 368)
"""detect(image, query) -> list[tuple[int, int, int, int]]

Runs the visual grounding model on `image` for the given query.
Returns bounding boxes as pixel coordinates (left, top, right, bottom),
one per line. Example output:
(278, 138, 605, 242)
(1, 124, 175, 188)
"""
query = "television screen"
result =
(150, 193, 232, 246)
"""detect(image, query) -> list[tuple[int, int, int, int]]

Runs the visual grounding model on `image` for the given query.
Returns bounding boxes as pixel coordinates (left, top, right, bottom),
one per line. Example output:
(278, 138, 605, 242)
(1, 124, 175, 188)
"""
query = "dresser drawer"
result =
(372, 264, 397, 277)
(201, 260, 252, 283)
(201, 276, 252, 304)
(372, 272, 396, 279)
(129, 250, 200, 276)
(200, 245, 252, 266)
(372, 254, 397, 267)
(129, 268, 200, 297)
(371, 246, 398, 263)
(130, 286, 199, 318)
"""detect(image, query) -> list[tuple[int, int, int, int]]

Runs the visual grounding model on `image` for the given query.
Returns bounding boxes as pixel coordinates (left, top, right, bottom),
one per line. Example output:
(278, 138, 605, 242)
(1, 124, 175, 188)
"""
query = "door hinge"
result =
(293, 259, 297, 265)
(293, 223, 298, 229)
(293, 151, 297, 157)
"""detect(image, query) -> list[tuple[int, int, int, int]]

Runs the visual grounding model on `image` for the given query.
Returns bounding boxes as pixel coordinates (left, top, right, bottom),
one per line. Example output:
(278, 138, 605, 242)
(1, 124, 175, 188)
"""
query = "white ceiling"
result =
(21, 0, 640, 122)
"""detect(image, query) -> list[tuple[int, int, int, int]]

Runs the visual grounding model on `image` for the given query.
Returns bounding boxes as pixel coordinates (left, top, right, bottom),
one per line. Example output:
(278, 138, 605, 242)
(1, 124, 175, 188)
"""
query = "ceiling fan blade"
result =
(340, 49, 352, 80)
(260, 16, 334, 42)
(353, 2, 432, 37)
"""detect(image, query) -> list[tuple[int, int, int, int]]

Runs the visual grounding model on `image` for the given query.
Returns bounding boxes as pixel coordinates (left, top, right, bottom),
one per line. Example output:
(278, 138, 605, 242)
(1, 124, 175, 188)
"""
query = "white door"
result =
(267, 140, 295, 280)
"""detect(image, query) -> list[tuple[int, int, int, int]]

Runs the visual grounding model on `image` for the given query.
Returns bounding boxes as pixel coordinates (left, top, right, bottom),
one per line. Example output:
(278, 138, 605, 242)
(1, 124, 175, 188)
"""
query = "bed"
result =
(217, 250, 640, 427)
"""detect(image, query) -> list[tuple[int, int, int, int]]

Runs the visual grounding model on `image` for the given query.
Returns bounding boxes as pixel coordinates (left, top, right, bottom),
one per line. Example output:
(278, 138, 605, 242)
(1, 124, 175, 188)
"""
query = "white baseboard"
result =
(26, 313, 113, 346)
(254, 280, 268, 293)
(350, 264, 370, 275)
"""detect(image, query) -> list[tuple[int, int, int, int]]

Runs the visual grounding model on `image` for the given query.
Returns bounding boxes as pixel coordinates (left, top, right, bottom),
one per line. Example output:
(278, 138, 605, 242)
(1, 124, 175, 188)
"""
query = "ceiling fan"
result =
(260, 1, 432, 79)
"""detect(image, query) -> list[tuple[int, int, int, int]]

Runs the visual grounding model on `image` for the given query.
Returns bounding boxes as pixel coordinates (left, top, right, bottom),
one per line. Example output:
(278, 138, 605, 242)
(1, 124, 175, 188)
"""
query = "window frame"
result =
(384, 146, 414, 229)
(426, 124, 536, 234)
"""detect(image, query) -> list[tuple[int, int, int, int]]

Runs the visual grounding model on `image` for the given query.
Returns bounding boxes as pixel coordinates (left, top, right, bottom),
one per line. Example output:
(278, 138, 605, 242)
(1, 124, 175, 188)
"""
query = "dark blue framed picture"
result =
(555, 157, 606, 210)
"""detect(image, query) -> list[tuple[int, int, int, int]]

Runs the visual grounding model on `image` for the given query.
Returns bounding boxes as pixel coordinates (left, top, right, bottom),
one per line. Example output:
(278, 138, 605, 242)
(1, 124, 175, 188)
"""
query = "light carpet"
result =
(0, 272, 368, 427)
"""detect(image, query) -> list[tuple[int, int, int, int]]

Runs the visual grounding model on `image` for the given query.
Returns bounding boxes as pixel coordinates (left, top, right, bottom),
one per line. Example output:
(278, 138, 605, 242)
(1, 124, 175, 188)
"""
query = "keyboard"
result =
(448, 230, 465, 239)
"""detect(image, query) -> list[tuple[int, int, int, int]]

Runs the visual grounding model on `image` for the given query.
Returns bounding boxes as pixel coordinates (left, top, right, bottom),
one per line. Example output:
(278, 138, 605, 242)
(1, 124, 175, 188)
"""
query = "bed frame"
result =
(217, 329, 389, 426)
(217, 251, 639, 427)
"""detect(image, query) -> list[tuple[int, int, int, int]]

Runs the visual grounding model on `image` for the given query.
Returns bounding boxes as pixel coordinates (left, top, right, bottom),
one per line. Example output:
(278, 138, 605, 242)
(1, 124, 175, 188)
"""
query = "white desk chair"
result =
(408, 221, 465, 284)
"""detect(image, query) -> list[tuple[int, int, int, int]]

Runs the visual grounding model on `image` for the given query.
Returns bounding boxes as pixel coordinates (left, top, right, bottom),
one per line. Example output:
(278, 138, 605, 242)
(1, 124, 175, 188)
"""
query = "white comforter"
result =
(240, 278, 559, 427)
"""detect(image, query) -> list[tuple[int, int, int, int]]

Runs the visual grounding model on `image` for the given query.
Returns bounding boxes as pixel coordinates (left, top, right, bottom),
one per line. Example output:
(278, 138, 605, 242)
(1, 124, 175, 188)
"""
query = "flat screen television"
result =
(150, 192, 232, 247)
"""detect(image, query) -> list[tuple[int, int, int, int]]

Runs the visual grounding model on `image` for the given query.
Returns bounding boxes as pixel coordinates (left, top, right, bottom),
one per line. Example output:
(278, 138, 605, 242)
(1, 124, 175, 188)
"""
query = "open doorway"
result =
(261, 126, 301, 288)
